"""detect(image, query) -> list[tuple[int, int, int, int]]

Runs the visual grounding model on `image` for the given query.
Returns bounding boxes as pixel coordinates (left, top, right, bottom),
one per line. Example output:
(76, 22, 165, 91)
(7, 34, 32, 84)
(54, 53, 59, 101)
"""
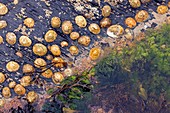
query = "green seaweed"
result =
(95, 24, 170, 101)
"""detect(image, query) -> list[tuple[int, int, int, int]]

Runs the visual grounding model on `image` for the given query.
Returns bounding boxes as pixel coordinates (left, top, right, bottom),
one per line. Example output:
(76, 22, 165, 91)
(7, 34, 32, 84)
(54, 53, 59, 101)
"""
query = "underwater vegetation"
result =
(94, 24, 170, 112)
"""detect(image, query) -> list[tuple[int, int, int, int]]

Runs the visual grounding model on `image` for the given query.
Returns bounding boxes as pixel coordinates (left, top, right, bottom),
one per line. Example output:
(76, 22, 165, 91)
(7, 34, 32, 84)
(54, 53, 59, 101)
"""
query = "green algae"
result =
(95, 24, 170, 101)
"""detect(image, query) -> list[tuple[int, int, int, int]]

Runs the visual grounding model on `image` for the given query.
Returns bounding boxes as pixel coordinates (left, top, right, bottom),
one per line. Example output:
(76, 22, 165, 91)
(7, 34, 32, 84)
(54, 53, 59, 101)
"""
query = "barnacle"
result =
(20, 76, 31, 87)
(6, 32, 17, 45)
(78, 36, 91, 46)
(23, 64, 34, 73)
(102, 5, 111, 17)
(2, 87, 11, 98)
(14, 84, 26, 96)
(0, 20, 7, 29)
(44, 30, 57, 42)
(51, 17, 61, 28)
(6, 61, 20, 72)
(157, 5, 168, 14)
(0, 3, 8, 15)
(24, 17, 35, 28)
(135, 10, 149, 22)
(50, 44, 61, 56)
(107, 25, 124, 38)
(89, 47, 101, 60)
(125, 17, 137, 28)
(75, 15, 87, 28)
(69, 45, 79, 55)
(129, 0, 141, 8)
(34, 58, 47, 68)
(33, 43, 47, 56)
(26, 91, 38, 103)
(62, 21, 73, 34)
(8, 81, 16, 88)
(70, 32, 80, 40)
(52, 57, 65, 68)
(100, 18, 111, 28)
(19, 36, 32, 47)
(52, 72, 64, 84)
(0, 72, 5, 84)
(88, 23, 101, 34)
(41, 69, 53, 78)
